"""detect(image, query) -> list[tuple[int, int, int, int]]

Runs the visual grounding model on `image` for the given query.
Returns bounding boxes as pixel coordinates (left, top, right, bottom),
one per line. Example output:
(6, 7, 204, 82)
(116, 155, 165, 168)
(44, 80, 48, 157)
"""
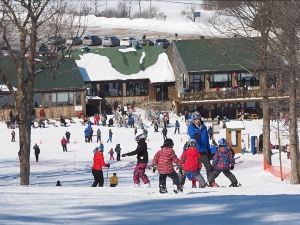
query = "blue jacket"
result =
(175, 120, 180, 128)
(188, 123, 209, 153)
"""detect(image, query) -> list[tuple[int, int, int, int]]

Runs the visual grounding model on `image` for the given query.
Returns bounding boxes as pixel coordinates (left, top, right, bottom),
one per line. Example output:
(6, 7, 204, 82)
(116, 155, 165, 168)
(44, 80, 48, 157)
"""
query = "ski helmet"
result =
(162, 138, 174, 148)
(188, 138, 197, 147)
(135, 132, 146, 142)
(192, 111, 201, 121)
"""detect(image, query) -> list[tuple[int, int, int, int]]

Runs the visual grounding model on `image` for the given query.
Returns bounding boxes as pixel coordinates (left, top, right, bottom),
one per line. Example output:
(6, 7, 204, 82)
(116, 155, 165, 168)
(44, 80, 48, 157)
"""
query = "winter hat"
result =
(162, 138, 174, 148)
(192, 111, 201, 121)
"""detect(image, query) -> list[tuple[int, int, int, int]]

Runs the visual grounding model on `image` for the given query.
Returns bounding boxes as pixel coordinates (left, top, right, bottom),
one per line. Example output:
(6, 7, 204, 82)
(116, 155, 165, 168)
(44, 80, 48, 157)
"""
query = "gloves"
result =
(106, 164, 110, 168)
(152, 165, 157, 173)
(194, 133, 200, 140)
(230, 165, 234, 170)
(122, 153, 127, 157)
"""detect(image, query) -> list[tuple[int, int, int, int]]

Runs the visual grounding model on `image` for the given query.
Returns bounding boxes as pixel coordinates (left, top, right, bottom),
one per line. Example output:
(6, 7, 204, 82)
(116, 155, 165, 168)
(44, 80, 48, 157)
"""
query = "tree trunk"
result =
(260, 32, 271, 167)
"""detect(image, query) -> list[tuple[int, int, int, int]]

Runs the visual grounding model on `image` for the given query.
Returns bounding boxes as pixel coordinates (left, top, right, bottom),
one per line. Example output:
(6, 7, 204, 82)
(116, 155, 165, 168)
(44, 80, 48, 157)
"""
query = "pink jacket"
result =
(153, 147, 180, 174)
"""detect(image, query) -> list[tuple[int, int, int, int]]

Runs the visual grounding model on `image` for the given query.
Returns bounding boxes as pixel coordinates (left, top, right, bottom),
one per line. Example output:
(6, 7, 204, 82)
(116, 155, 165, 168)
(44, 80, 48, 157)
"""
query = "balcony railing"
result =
(168, 86, 287, 104)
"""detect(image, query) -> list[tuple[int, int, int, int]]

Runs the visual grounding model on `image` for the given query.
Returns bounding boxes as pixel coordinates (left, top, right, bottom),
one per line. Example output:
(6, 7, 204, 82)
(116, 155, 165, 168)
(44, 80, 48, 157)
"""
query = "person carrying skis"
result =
(122, 132, 150, 187)
(91, 147, 110, 187)
(188, 111, 217, 187)
(152, 138, 182, 193)
(207, 138, 239, 187)
(65, 131, 71, 143)
(180, 139, 206, 188)
(33, 143, 40, 162)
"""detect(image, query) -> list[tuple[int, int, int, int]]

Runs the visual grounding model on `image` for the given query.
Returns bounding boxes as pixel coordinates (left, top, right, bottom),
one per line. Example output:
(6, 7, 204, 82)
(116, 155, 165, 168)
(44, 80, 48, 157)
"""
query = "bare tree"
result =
(269, 0, 300, 183)
(210, 1, 274, 166)
(0, 0, 86, 185)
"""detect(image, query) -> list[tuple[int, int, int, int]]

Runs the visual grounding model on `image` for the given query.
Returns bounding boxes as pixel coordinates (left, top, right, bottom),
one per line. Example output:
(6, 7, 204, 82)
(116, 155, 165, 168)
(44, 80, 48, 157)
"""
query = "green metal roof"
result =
(173, 38, 259, 73)
(0, 57, 85, 91)
(73, 46, 165, 75)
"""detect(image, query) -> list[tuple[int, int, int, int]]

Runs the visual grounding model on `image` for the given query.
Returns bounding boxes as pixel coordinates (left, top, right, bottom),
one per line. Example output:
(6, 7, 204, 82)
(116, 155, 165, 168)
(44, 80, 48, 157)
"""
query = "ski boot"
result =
(229, 183, 241, 187)
(159, 185, 168, 194)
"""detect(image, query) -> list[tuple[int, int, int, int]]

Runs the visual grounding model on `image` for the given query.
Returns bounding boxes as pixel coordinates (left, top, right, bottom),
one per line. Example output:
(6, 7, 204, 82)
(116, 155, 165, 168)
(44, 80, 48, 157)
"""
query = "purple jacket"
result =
(212, 146, 234, 170)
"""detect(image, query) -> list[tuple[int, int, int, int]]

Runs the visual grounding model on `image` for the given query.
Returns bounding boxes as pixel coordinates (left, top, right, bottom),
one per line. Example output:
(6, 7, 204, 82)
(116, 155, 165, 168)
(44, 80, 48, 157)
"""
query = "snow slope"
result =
(0, 109, 299, 225)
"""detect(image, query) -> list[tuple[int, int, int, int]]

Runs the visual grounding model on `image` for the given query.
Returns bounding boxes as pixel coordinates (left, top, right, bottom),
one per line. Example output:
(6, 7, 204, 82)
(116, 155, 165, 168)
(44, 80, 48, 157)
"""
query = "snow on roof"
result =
(225, 120, 245, 130)
(75, 52, 175, 83)
(118, 48, 136, 53)
(0, 85, 17, 92)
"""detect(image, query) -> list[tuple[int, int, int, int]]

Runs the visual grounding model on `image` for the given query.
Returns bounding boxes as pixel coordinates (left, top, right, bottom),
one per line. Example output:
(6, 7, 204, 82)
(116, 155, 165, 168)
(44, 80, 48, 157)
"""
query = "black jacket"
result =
(126, 140, 148, 163)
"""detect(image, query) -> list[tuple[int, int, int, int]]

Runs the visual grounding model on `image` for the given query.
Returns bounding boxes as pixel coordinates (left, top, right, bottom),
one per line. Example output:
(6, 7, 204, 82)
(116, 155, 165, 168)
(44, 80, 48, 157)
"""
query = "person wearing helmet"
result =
(188, 111, 217, 186)
(91, 147, 110, 187)
(207, 138, 239, 187)
(152, 138, 182, 193)
(122, 132, 150, 187)
(180, 139, 206, 188)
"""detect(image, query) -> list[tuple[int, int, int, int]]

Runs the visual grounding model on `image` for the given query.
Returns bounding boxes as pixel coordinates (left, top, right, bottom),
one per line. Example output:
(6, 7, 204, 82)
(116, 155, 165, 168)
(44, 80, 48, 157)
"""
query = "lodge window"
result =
(209, 73, 232, 88)
(51, 92, 75, 106)
(237, 73, 259, 87)
(189, 74, 205, 91)
(126, 82, 148, 96)
(100, 82, 122, 97)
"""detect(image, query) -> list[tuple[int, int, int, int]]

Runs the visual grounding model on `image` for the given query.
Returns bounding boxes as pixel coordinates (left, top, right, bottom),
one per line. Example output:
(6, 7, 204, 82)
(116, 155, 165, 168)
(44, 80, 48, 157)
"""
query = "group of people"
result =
(91, 111, 239, 193)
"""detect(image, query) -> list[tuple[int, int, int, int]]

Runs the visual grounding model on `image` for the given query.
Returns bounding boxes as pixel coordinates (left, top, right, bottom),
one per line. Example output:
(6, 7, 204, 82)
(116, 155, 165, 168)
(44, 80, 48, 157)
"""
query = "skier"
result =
(96, 128, 101, 143)
(122, 132, 150, 187)
(91, 147, 110, 187)
(207, 138, 239, 187)
(61, 136, 68, 152)
(152, 138, 182, 193)
(115, 144, 121, 161)
(65, 131, 71, 143)
(107, 129, 113, 143)
(180, 139, 206, 188)
(161, 126, 167, 140)
(174, 120, 180, 134)
(188, 111, 217, 187)
(108, 148, 114, 161)
(11, 129, 16, 142)
(33, 143, 40, 162)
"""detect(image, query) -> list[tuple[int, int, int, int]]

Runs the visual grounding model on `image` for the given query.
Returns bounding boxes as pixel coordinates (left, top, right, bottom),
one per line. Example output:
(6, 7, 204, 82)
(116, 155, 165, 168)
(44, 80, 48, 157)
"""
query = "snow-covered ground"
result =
(0, 109, 299, 225)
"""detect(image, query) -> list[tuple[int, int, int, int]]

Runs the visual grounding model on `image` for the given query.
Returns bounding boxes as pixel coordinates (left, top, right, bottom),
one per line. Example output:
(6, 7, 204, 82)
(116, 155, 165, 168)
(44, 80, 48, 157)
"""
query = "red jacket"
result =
(180, 146, 202, 172)
(153, 147, 180, 174)
(61, 138, 67, 145)
(92, 151, 108, 170)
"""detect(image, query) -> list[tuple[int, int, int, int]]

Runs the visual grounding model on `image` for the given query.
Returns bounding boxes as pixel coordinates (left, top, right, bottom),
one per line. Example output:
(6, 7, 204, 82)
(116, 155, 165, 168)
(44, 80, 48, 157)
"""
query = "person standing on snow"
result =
(188, 111, 217, 187)
(65, 131, 71, 143)
(122, 132, 150, 187)
(96, 128, 101, 143)
(174, 120, 180, 134)
(207, 138, 239, 187)
(152, 138, 182, 193)
(115, 144, 121, 161)
(11, 129, 16, 142)
(180, 139, 206, 188)
(61, 136, 68, 152)
(91, 147, 110, 187)
(33, 143, 40, 162)
(107, 129, 113, 143)
(161, 126, 167, 140)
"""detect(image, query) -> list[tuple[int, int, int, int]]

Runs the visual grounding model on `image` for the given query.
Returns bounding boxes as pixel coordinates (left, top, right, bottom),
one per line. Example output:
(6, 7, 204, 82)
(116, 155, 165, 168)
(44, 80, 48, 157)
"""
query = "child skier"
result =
(207, 138, 239, 187)
(152, 138, 182, 193)
(61, 136, 68, 152)
(122, 132, 150, 187)
(108, 148, 114, 161)
(180, 139, 206, 188)
(110, 173, 118, 187)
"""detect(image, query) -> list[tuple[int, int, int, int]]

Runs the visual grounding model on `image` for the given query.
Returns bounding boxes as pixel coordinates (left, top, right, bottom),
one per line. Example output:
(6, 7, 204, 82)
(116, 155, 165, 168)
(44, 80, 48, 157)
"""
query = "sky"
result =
(0, 109, 299, 225)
